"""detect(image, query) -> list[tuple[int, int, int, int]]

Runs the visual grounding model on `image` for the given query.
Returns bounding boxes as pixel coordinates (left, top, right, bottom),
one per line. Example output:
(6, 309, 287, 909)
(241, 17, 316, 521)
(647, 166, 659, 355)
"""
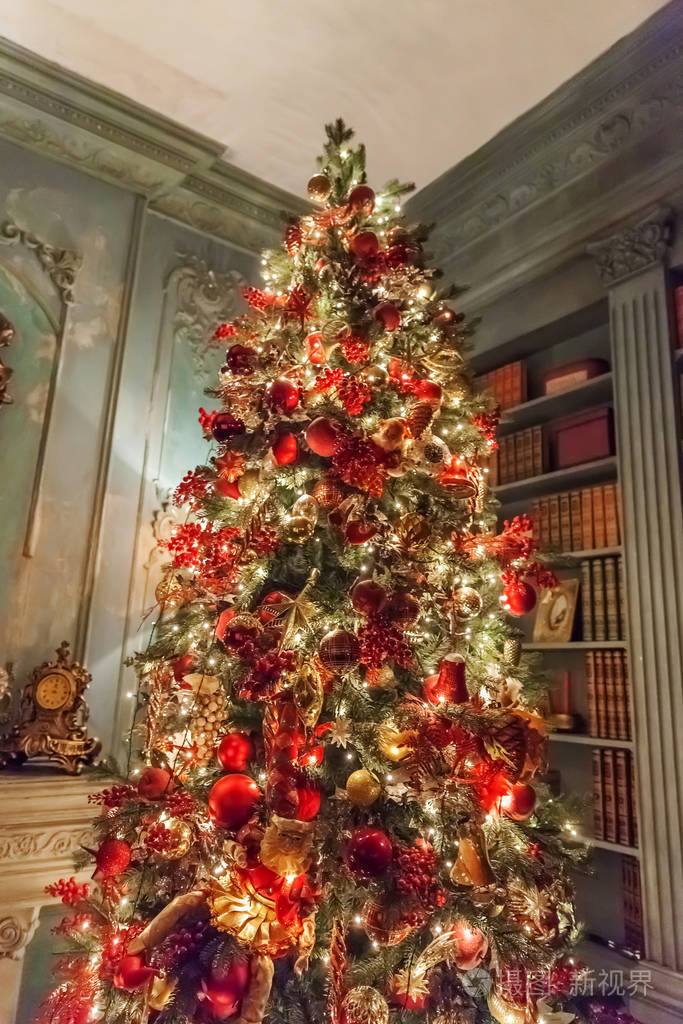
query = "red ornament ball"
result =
(113, 954, 155, 991)
(312, 477, 346, 509)
(502, 581, 537, 616)
(345, 519, 381, 545)
(171, 653, 196, 681)
(348, 184, 375, 214)
(347, 827, 393, 876)
(305, 416, 343, 457)
(304, 331, 326, 365)
(215, 476, 241, 499)
(224, 344, 256, 376)
(266, 377, 300, 413)
(351, 579, 388, 617)
(271, 431, 298, 466)
(349, 231, 379, 260)
(199, 958, 250, 1020)
(374, 301, 401, 332)
(382, 589, 420, 627)
(211, 412, 246, 442)
(137, 766, 174, 801)
(450, 922, 489, 970)
(93, 838, 131, 880)
(217, 733, 255, 773)
(501, 782, 537, 821)
(414, 378, 443, 406)
(319, 629, 360, 673)
(291, 779, 321, 821)
(209, 774, 261, 831)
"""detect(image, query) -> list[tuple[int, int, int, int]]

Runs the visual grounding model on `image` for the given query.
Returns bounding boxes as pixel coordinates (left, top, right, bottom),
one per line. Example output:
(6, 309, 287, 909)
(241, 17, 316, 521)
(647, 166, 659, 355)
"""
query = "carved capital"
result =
(0, 909, 39, 959)
(586, 208, 674, 286)
(169, 254, 246, 377)
(0, 221, 82, 305)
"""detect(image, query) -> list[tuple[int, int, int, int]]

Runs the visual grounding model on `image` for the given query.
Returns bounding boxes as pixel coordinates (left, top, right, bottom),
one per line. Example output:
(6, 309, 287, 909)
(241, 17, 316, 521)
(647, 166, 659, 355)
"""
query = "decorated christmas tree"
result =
(40, 121, 595, 1024)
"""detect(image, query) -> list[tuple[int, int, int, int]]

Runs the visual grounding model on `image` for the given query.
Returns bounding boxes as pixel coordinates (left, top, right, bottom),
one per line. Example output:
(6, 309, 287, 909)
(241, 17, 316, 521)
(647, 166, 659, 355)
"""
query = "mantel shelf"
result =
(500, 373, 613, 434)
(585, 837, 640, 857)
(548, 545, 623, 561)
(550, 733, 633, 749)
(523, 641, 627, 650)
(495, 457, 618, 505)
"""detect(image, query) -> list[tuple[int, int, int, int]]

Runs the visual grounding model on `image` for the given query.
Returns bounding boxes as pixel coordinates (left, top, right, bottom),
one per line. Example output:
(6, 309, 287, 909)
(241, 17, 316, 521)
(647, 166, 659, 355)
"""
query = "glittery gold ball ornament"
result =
(433, 1009, 477, 1024)
(283, 515, 315, 544)
(155, 572, 190, 607)
(186, 690, 229, 766)
(346, 769, 381, 807)
(452, 585, 483, 620)
(361, 364, 387, 386)
(487, 987, 526, 1024)
(291, 494, 319, 523)
(307, 172, 332, 202)
(237, 468, 260, 501)
(342, 986, 390, 1024)
(156, 818, 192, 860)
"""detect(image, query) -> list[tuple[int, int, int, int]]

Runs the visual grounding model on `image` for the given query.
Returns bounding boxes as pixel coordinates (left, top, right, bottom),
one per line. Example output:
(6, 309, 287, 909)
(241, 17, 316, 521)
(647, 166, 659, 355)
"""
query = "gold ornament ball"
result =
(155, 573, 187, 606)
(307, 172, 332, 202)
(238, 468, 260, 501)
(283, 515, 315, 544)
(291, 494, 319, 523)
(452, 585, 483, 620)
(157, 818, 193, 860)
(342, 987, 390, 1024)
(361, 364, 387, 386)
(346, 769, 381, 807)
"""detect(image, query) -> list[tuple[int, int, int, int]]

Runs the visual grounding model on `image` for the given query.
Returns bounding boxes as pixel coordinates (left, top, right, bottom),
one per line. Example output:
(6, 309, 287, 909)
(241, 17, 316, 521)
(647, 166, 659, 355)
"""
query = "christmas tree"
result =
(40, 121, 593, 1024)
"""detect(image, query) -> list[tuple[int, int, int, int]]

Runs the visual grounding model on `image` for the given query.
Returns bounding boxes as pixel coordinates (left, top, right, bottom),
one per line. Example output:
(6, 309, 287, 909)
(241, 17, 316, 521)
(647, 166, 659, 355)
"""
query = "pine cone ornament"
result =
(394, 512, 430, 554)
(423, 438, 448, 464)
(406, 401, 433, 438)
(285, 222, 302, 258)
(503, 636, 522, 666)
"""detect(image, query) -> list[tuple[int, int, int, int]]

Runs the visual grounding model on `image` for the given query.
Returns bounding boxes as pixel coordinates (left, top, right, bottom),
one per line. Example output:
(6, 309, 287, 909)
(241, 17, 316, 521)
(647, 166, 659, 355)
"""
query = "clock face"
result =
(35, 672, 72, 710)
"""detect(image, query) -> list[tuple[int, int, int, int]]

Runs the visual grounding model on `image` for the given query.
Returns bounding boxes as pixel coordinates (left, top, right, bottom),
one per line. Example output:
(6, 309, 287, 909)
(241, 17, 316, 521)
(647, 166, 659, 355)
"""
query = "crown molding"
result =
(407, 1, 683, 298)
(0, 36, 308, 251)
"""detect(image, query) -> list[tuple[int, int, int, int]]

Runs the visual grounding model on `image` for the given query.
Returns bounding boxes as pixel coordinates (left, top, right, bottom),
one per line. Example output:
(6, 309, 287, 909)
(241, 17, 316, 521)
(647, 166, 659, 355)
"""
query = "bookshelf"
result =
(481, 311, 644, 956)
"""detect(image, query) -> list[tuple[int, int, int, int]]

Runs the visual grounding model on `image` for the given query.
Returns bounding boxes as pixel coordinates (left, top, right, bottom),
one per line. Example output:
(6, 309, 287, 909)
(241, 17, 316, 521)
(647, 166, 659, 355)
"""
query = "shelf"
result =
(500, 373, 613, 434)
(587, 837, 640, 857)
(550, 545, 623, 561)
(523, 641, 627, 650)
(550, 733, 633, 749)
(495, 457, 618, 505)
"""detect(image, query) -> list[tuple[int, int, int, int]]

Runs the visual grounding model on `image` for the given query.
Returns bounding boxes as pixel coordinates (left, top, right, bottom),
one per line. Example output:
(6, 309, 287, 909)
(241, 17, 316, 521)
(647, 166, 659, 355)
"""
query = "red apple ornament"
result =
(347, 184, 375, 214)
(266, 377, 299, 413)
(113, 954, 156, 991)
(351, 579, 388, 616)
(374, 301, 401, 332)
(305, 416, 343, 457)
(347, 827, 393, 876)
(137, 766, 174, 800)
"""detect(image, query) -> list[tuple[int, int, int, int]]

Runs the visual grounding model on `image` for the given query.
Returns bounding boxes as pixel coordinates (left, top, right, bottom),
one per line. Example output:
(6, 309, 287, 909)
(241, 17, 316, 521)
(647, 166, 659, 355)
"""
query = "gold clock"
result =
(0, 641, 101, 774)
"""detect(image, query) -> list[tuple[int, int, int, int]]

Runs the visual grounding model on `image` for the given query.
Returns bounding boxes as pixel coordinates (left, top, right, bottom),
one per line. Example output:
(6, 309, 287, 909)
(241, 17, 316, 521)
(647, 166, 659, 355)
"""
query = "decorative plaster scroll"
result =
(0, 311, 15, 406)
(586, 208, 674, 285)
(0, 911, 39, 959)
(0, 826, 93, 862)
(171, 252, 246, 374)
(0, 221, 82, 305)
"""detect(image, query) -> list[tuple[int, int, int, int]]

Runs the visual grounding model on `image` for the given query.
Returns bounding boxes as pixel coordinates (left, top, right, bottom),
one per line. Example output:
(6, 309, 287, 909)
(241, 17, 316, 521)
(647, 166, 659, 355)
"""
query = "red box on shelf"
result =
(549, 406, 614, 469)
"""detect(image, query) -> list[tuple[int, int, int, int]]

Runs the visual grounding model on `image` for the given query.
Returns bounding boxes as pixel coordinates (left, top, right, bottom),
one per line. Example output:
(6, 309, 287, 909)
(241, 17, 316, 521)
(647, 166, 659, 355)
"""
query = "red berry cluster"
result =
(242, 286, 277, 310)
(45, 877, 90, 906)
(144, 821, 177, 854)
(340, 337, 370, 363)
(164, 523, 241, 573)
(164, 790, 196, 817)
(99, 924, 145, 980)
(88, 784, 137, 808)
(472, 410, 500, 448)
(173, 468, 209, 508)
(249, 525, 279, 555)
(359, 617, 413, 669)
(313, 368, 371, 415)
(153, 917, 217, 970)
(332, 435, 396, 498)
(393, 842, 446, 912)
(241, 649, 297, 701)
(213, 322, 237, 340)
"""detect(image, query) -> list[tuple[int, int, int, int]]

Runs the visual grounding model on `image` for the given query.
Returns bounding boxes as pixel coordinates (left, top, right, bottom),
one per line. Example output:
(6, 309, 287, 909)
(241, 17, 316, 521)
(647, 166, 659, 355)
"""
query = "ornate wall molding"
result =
(0, 37, 307, 252)
(587, 207, 674, 285)
(0, 220, 81, 304)
(170, 252, 246, 373)
(0, 826, 92, 862)
(0, 310, 15, 406)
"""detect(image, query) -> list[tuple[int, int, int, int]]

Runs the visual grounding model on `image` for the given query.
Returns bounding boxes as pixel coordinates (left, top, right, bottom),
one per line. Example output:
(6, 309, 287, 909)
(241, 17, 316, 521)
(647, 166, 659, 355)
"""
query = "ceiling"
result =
(0, 0, 667, 197)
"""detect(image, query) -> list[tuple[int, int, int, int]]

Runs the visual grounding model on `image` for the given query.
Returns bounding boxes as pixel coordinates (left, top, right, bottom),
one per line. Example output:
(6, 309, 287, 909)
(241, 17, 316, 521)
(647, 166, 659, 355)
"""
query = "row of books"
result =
(580, 557, 626, 641)
(531, 483, 622, 551)
(489, 426, 543, 485)
(622, 855, 644, 951)
(474, 360, 526, 411)
(585, 650, 631, 740)
(592, 748, 638, 848)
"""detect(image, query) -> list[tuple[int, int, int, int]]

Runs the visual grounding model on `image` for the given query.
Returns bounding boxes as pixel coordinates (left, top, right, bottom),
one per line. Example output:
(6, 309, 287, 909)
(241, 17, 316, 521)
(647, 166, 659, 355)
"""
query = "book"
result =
(559, 492, 572, 550)
(549, 495, 561, 547)
(615, 750, 633, 847)
(604, 557, 619, 641)
(530, 502, 541, 545)
(580, 560, 593, 641)
(613, 651, 630, 741)
(622, 856, 644, 950)
(616, 481, 624, 545)
(522, 427, 534, 479)
(602, 749, 618, 843)
(585, 651, 598, 736)
(502, 362, 514, 410)
(603, 483, 619, 546)
(570, 491, 582, 551)
(592, 749, 605, 840)
(623, 654, 632, 741)
(531, 425, 544, 476)
(595, 652, 607, 738)
(581, 488, 593, 550)
(539, 498, 551, 548)
(604, 651, 618, 739)
(514, 431, 525, 481)
(488, 448, 499, 487)
(498, 437, 510, 484)
(592, 485, 606, 548)
(511, 360, 526, 406)
(630, 754, 638, 848)
(616, 557, 627, 638)
(592, 558, 606, 642)
(505, 434, 516, 483)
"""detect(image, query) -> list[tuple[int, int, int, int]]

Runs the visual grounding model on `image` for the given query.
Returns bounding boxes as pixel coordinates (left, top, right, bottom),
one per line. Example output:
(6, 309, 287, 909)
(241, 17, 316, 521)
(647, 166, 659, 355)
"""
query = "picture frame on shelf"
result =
(532, 578, 579, 643)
